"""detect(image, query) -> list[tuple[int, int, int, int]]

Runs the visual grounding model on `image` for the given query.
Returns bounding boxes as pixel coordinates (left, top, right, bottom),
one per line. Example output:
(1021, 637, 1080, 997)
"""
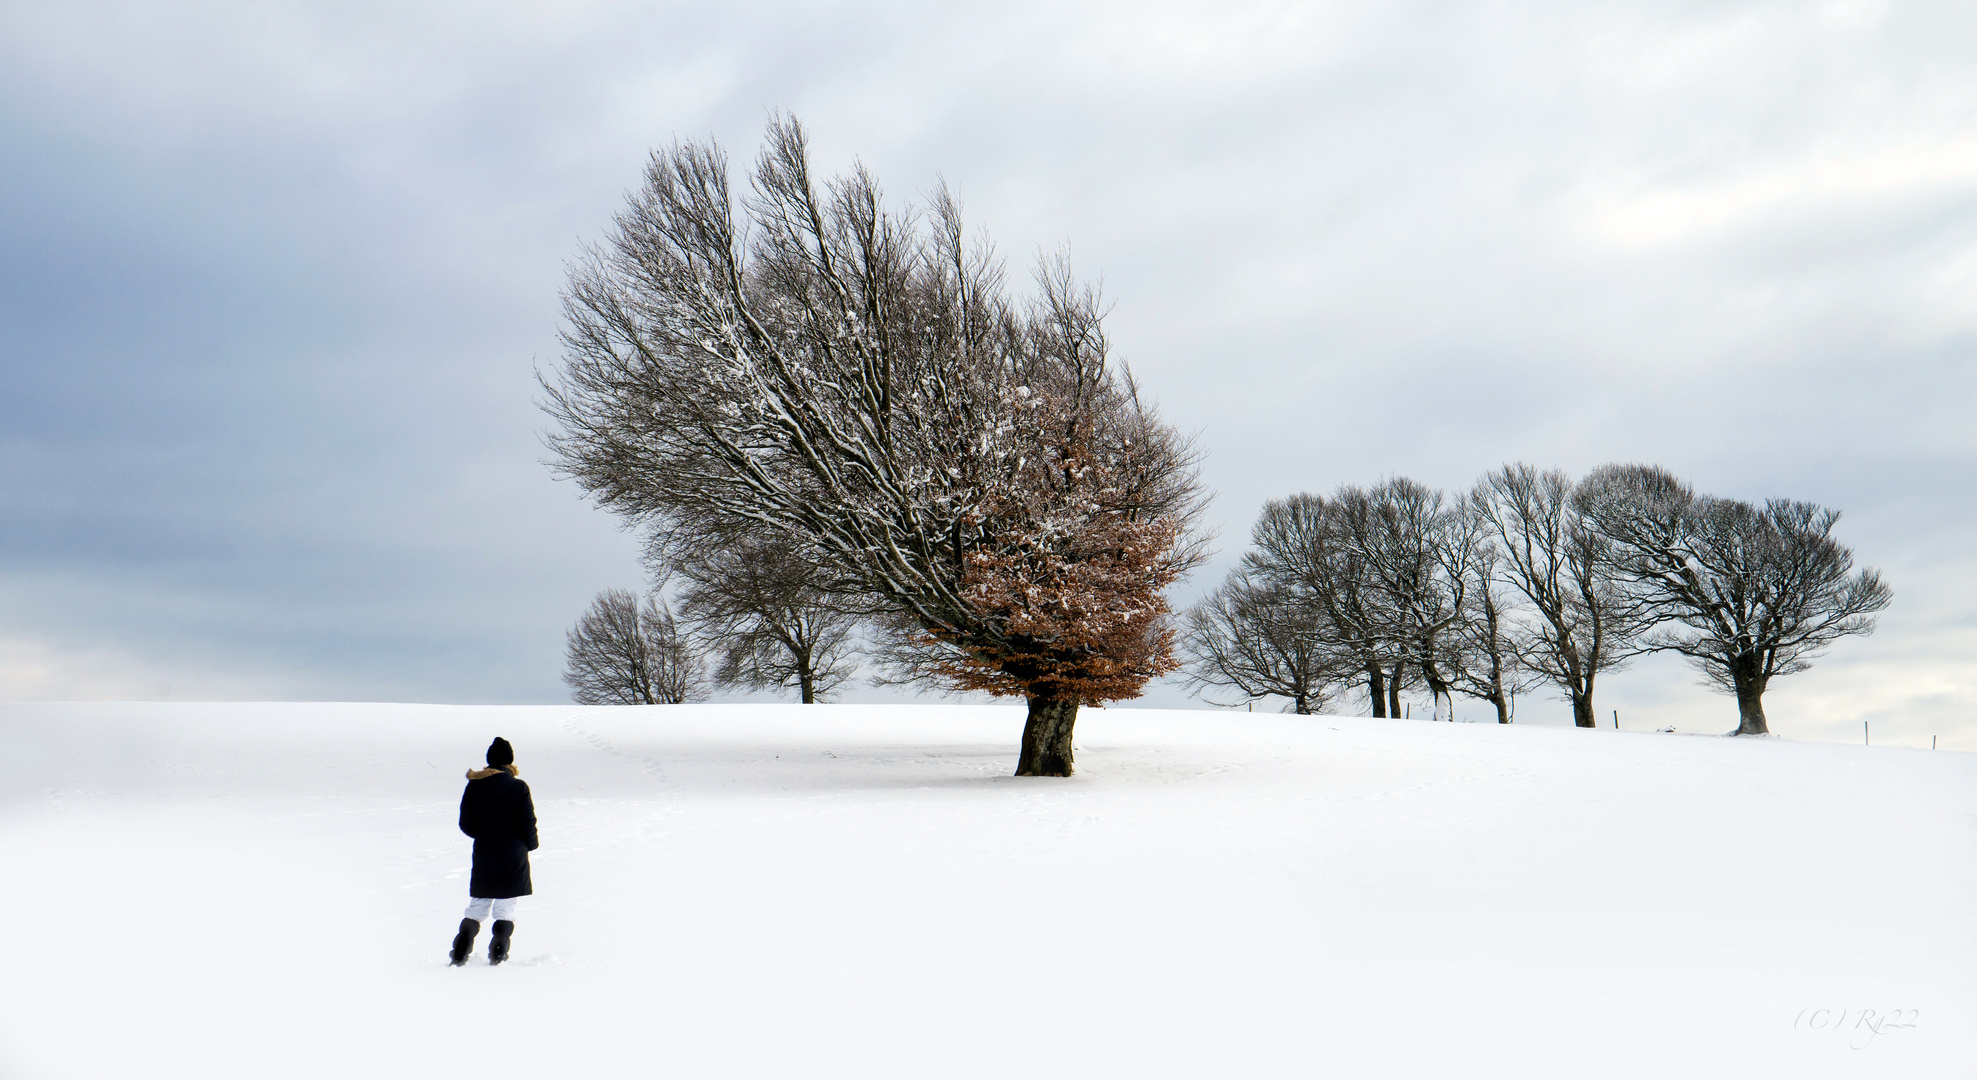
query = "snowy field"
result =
(1, 702, 1971, 1079)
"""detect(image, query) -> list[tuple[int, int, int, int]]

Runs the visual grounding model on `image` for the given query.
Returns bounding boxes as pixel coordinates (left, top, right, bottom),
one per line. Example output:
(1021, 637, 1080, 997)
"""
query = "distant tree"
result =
(1469, 465, 1643, 728)
(541, 115, 1207, 775)
(1576, 465, 1891, 735)
(1181, 565, 1345, 714)
(563, 588, 704, 705)
(1213, 479, 1549, 724)
(1344, 478, 1468, 719)
(1231, 483, 1475, 719)
(1240, 493, 1404, 716)
(1440, 518, 1538, 723)
(674, 534, 861, 703)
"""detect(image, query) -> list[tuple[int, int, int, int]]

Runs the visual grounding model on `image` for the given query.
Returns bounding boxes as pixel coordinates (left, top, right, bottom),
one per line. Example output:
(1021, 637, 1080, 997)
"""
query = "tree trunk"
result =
(798, 666, 816, 704)
(1486, 645, 1510, 723)
(1016, 696, 1078, 777)
(1386, 662, 1404, 720)
(1366, 663, 1387, 718)
(1570, 692, 1596, 728)
(1732, 669, 1769, 735)
(1423, 676, 1451, 721)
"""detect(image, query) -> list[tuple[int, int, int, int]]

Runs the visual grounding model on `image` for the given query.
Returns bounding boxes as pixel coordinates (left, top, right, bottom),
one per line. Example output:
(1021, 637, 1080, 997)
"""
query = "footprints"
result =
(558, 717, 686, 853)
(562, 717, 673, 782)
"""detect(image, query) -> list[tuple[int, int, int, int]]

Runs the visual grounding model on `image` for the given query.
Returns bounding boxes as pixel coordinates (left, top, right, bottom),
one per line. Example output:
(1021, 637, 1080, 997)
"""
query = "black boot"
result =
(449, 918, 480, 966)
(488, 919, 514, 966)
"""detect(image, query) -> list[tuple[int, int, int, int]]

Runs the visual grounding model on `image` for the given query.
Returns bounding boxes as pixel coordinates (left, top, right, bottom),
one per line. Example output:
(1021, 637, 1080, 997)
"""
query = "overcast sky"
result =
(2, 0, 1972, 746)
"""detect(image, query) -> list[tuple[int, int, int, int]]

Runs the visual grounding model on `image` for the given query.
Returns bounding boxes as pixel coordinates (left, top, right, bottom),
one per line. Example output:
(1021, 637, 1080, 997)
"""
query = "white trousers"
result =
(464, 896, 519, 922)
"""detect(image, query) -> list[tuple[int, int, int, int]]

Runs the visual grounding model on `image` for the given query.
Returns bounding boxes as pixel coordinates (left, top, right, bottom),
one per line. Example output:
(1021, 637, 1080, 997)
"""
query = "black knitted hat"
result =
(486, 737, 514, 767)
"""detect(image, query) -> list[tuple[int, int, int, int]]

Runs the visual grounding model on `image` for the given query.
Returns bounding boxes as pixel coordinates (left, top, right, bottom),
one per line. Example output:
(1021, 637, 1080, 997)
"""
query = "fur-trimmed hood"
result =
(464, 764, 520, 781)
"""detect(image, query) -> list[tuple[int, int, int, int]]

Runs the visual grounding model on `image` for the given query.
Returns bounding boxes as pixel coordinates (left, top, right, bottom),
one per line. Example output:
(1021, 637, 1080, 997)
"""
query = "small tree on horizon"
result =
(1180, 565, 1344, 714)
(1237, 493, 1410, 717)
(673, 534, 862, 704)
(1469, 464, 1646, 728)
(1342, 478, 1470, 719)
(563, 588, 705, 705)
(1440, 517, 1538, 723)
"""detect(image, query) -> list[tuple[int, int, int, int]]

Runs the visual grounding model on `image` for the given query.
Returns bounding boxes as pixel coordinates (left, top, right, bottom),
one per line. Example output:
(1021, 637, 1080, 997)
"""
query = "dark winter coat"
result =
(459, 768, 539, 898)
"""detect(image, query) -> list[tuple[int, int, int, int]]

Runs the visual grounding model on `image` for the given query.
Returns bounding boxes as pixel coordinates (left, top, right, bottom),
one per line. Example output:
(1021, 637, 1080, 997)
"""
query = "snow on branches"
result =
(542, 115, 1206, 774)
(928, 384, 1184, 705)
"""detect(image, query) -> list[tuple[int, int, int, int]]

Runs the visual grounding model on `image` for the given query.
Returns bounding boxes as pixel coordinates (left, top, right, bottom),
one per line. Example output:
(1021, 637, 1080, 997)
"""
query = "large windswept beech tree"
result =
(542, 116, 1207, 776)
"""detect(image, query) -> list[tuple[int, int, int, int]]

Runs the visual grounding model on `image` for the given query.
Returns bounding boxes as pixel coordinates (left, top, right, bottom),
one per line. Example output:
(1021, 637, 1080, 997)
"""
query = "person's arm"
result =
(520, 784, 539, 851)
(459, 786, 478, 839)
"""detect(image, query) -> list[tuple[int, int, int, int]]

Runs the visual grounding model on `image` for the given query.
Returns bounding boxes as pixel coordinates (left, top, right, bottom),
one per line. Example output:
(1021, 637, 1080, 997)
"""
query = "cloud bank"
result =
(1, 0, 1970, 745)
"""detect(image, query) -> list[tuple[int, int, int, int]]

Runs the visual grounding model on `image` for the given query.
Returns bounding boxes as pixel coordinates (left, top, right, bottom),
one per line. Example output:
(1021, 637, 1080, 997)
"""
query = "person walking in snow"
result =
(448, 737, 539, 966)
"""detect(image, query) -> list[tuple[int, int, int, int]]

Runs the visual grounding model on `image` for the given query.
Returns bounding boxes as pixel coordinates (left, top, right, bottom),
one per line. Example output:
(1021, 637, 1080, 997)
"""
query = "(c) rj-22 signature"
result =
(1794, 1007, 1918, 1050)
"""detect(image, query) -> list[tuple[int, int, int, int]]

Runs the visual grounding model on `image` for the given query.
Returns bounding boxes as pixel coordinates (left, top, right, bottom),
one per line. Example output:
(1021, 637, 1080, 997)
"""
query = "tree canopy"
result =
(543, 116, 1206, 774)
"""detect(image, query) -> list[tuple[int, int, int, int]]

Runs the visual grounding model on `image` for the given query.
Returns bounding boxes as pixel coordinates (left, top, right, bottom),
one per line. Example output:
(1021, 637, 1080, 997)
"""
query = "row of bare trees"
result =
(1183, 465, 1891, 735)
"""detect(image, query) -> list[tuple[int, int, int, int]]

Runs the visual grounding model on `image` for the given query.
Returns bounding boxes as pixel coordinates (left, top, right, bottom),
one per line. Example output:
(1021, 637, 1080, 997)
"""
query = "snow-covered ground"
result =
(1, 702, 1970, 1078)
